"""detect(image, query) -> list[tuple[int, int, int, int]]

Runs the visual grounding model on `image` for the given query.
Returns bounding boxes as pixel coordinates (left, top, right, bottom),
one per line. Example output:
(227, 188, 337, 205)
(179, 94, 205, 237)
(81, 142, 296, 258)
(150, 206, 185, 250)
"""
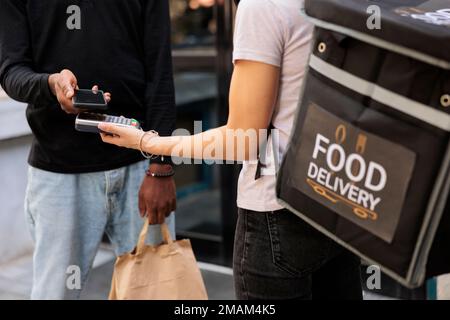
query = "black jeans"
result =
(233, 208, 363, 300)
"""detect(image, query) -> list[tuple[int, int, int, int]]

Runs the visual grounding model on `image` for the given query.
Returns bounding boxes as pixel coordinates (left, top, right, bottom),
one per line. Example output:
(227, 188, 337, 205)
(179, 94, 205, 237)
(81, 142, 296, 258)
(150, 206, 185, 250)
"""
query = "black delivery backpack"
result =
(277, 0, 450, 288)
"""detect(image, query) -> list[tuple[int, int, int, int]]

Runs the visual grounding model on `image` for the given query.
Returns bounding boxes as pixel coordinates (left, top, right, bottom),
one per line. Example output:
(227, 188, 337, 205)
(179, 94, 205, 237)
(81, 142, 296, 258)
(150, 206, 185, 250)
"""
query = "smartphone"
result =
(72, 89, 108, 110)
(75, 112, 141, 133)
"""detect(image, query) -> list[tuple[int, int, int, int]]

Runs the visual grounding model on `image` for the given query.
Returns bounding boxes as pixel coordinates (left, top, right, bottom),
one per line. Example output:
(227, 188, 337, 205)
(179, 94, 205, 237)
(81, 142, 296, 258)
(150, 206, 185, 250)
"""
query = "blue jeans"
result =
(24, 161, 175, 300)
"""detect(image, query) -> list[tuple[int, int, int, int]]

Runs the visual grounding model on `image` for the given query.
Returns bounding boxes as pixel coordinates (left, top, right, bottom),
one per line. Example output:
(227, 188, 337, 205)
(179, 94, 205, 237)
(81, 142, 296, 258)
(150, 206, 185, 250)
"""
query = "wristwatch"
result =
(150, 155, 172, 165)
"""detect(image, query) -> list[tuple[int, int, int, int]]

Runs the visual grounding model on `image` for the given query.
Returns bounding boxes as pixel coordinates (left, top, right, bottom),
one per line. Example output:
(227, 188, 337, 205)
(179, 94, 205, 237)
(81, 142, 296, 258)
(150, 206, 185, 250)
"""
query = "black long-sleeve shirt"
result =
(0, 0, 176, 173)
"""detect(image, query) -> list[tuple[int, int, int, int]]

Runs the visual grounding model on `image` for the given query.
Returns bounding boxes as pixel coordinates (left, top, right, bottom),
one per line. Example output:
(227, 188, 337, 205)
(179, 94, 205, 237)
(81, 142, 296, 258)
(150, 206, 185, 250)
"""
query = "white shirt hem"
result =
(237, 199, 284, 213)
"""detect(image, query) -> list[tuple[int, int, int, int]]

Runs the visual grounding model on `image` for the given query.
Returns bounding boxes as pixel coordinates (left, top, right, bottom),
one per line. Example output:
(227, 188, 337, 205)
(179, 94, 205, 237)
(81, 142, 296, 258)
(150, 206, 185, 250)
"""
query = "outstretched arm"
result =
(99, 60, 280, 162)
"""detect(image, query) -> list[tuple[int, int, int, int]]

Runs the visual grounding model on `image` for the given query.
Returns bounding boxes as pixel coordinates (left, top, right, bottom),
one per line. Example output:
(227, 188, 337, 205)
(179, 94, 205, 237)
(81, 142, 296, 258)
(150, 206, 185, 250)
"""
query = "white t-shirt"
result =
(234, 0, 313, 212)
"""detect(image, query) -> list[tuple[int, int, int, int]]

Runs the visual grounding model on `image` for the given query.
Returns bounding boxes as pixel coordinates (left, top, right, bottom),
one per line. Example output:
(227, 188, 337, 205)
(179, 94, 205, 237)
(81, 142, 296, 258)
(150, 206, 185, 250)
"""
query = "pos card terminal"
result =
(75, 112, 141, 133)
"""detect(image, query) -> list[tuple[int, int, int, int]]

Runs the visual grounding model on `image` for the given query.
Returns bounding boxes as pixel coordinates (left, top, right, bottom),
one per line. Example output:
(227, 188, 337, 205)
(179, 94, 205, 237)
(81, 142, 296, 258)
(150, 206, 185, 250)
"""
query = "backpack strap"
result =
(255, 124, 275, 180)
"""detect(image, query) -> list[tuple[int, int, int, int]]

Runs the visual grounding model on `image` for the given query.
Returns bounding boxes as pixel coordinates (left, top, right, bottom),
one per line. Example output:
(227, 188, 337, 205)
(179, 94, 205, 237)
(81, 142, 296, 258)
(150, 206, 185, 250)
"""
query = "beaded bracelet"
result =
(145, 167, 175, 178)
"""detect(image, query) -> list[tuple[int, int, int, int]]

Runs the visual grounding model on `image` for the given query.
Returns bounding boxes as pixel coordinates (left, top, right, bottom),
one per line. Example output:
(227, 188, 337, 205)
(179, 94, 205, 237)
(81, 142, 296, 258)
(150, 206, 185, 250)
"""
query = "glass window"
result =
(170, 0, 222, 246)
(170, 0, 217, 72)
(170, 0, 216, 49)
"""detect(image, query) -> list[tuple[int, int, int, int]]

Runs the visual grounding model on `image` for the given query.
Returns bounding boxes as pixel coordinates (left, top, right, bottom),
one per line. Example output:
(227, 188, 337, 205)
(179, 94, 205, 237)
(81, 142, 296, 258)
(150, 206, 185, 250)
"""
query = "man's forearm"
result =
(1, 65, 55, 105)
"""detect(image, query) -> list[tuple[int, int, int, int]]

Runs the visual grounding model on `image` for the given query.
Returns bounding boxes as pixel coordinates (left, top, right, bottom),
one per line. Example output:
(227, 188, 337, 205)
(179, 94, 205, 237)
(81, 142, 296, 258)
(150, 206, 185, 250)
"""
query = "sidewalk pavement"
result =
(0, 246, 235, 300)
(1, 247, 448, 300)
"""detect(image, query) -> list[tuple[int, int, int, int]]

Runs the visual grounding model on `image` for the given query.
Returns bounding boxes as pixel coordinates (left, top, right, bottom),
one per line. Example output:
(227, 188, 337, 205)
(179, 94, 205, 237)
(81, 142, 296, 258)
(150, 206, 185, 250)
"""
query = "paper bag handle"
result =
(136, 222, 173, 255)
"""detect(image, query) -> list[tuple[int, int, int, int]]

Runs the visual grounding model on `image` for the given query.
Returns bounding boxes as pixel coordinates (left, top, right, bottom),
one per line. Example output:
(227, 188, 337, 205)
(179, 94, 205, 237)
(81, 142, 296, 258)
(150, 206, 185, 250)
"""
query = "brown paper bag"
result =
(109, 222, 208, 300)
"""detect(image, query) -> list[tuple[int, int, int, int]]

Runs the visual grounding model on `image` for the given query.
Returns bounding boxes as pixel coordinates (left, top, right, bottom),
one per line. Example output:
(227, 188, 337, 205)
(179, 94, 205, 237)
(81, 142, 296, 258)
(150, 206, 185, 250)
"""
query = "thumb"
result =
(60, 70, 77, 98)
(98, 123, 123, 136)
(60, 79, 75, 98)
(66, 88, 74, 99)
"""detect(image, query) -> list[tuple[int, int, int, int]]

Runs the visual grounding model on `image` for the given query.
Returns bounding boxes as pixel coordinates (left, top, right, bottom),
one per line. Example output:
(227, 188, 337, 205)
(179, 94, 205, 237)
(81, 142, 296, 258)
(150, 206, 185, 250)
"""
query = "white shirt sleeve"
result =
(233, 0, 287, 67)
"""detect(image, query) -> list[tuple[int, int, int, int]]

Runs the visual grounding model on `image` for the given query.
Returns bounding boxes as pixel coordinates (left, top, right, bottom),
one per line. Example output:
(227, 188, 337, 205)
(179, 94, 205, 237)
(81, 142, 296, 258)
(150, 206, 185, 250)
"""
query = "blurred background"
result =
(0, 0, 238, 300)
(0, 0, 448, 300)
